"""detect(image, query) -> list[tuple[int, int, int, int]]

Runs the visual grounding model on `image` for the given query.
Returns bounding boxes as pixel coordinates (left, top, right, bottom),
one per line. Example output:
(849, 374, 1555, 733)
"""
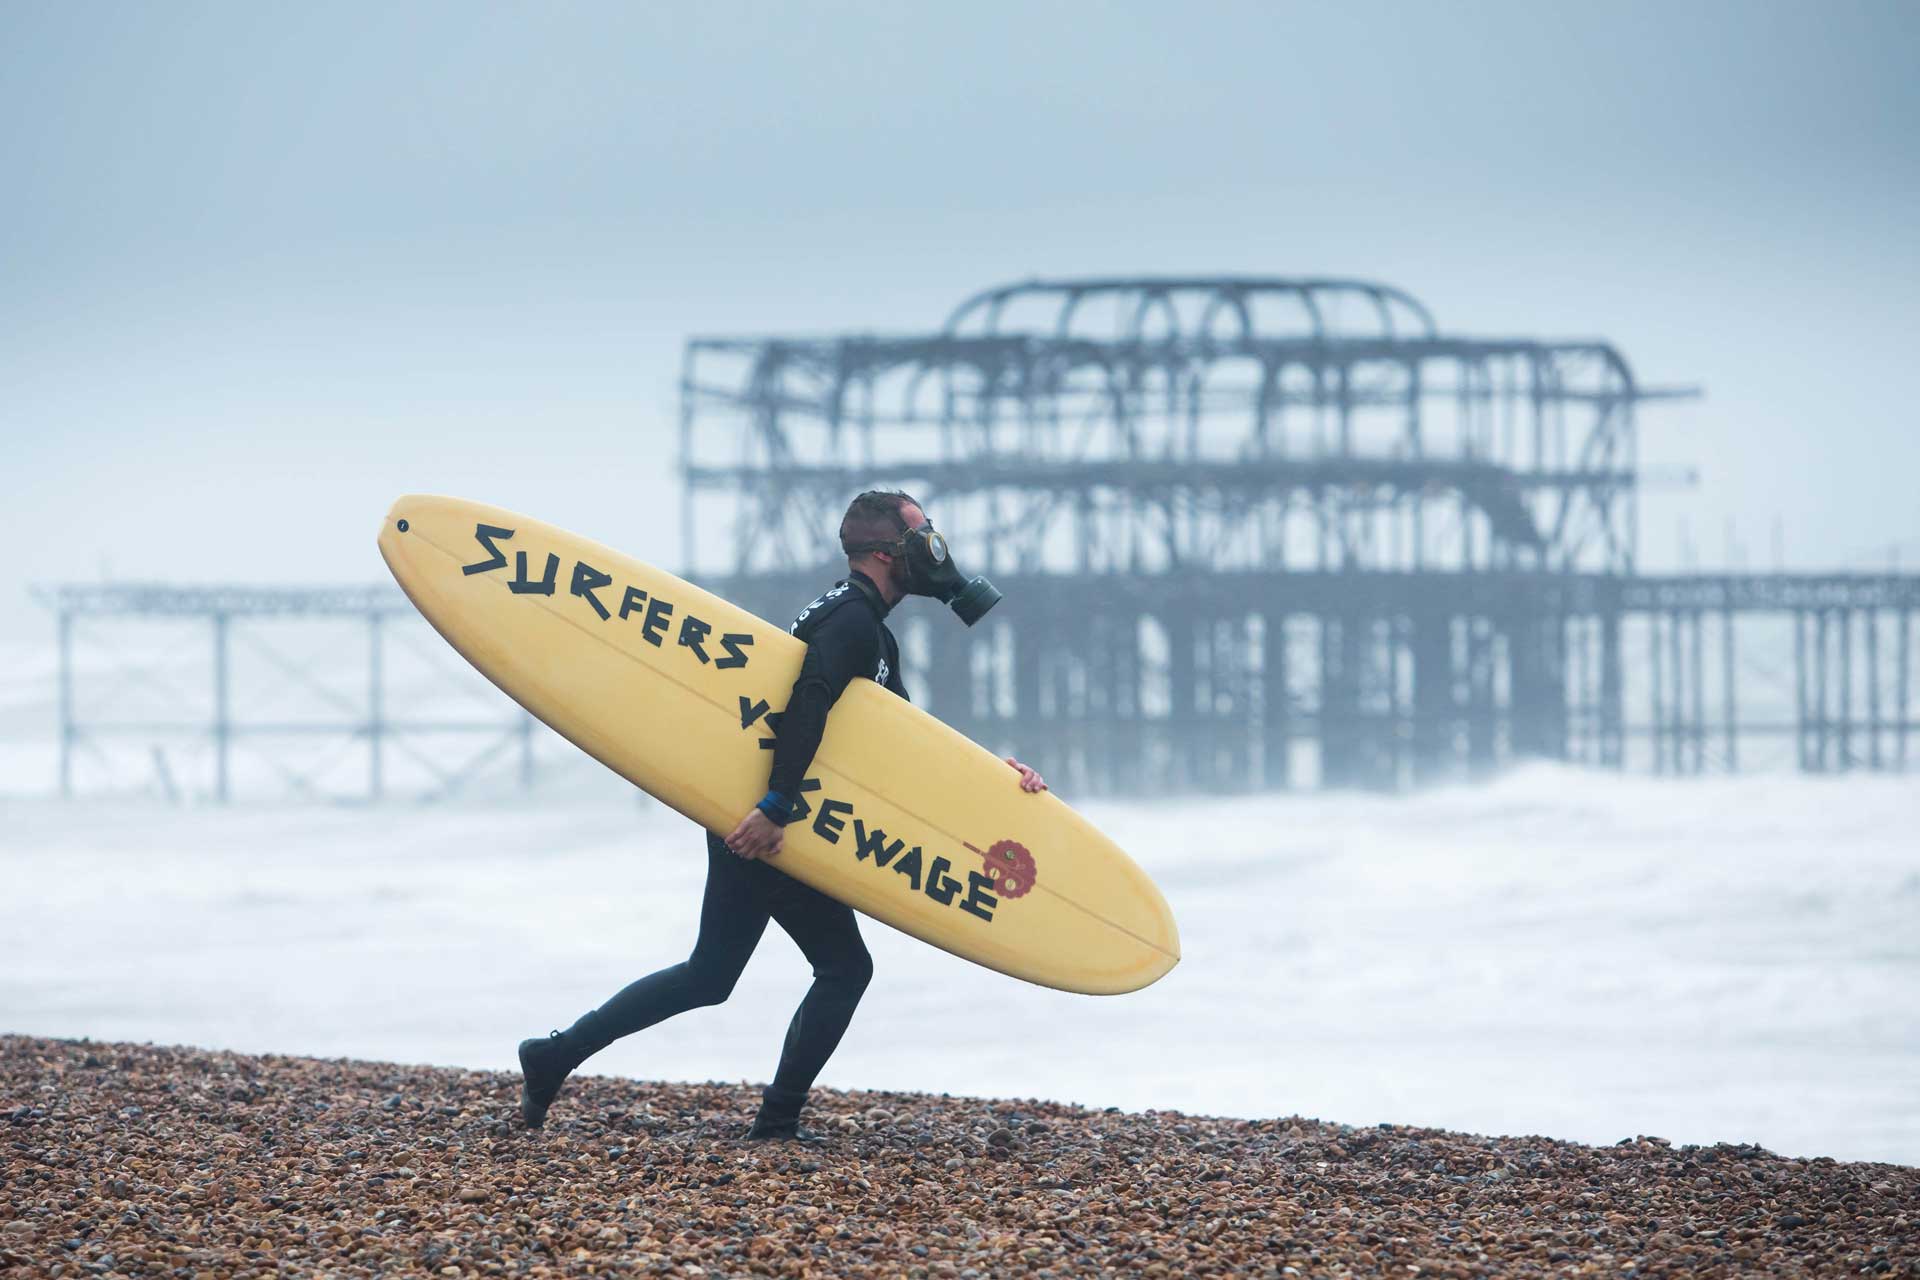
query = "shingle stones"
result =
(1, 1034, 1914, 1278)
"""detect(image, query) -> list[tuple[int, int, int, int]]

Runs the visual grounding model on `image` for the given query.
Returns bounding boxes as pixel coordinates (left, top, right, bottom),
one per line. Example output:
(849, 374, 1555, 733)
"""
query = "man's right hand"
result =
(724, 808, 784, 861)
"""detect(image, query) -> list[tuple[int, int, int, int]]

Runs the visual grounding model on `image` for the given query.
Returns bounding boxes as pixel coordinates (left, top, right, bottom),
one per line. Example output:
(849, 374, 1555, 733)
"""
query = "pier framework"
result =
(34, 584, 534, 803)
(681, 277, 1919, 791)
(34, 278, 1918, 800)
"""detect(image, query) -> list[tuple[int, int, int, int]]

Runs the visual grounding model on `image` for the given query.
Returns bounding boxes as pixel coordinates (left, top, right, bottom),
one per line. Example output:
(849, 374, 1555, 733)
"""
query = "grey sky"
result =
(3, 1, 1916, 641)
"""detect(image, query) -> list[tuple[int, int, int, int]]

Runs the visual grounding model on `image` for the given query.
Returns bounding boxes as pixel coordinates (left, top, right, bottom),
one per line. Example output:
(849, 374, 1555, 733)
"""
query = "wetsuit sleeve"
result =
(765, 604, 881, 817)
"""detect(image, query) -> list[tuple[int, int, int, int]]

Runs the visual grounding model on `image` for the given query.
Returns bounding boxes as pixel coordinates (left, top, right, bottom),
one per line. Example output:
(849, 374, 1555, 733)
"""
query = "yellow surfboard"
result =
(377, 495, 1179, 995)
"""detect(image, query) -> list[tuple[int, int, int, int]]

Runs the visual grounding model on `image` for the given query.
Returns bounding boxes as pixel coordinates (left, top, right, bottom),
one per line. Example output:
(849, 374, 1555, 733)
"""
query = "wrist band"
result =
(756, 790, 793, 826)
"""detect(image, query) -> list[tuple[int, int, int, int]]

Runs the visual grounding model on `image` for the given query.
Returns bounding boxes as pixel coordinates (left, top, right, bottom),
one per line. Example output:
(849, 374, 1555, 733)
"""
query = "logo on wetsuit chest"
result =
(794, 585, 890, 686)
(789, 583, 849, 634)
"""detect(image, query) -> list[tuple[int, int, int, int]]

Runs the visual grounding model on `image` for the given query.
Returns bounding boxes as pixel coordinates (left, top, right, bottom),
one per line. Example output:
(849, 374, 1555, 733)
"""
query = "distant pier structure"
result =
(682, 276, 1919, 792)
(35, 277, 1919, 800)
(34, 583, 534, 803)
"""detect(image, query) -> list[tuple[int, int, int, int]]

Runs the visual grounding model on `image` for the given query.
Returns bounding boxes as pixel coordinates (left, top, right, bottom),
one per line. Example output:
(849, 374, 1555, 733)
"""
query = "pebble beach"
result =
(2, 1034, 1914, 1278)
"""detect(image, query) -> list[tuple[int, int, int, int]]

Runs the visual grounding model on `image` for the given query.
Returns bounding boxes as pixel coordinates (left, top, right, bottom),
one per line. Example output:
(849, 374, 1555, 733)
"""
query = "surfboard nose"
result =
(378, 494, 486, 571)
(378, 496, 428, 584)
(379, 493, 441, 537)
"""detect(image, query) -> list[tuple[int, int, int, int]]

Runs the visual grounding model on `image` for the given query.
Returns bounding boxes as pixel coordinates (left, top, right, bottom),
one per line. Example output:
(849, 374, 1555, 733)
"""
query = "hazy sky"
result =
(3, 1, 1916, 642)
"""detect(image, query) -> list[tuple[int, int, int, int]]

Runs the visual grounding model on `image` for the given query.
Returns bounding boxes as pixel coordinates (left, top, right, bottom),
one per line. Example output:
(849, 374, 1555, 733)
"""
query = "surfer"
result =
(518, 490, 1046, 1139)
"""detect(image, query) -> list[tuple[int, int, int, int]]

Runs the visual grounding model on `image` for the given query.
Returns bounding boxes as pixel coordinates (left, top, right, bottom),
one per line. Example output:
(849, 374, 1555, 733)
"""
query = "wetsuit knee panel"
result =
(829, 948, 874, 991)
(682, 962, 742, 1007)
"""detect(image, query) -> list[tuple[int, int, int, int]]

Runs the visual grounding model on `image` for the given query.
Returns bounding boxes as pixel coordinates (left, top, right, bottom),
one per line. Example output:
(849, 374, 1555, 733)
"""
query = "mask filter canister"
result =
(904, 527, 1002, 626)
(947, 575, 1002, 626)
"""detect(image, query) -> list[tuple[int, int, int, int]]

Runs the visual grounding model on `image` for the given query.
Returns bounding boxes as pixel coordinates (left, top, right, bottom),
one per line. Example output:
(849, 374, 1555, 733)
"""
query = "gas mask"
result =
(896, 523, 1002, 625)
(849, 516, 1002, 626)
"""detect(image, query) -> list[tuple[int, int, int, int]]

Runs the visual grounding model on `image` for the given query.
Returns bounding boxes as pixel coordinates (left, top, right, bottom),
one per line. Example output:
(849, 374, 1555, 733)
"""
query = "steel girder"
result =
(681, 283, 1669, 587)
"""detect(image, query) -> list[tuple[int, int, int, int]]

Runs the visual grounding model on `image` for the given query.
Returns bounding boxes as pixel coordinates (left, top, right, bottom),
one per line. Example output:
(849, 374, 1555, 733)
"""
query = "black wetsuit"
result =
(568, 570, 904, 1099)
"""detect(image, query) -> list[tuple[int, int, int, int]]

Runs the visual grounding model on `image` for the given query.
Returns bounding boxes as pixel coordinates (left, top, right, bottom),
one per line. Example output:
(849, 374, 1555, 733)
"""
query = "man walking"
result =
(517, 490, 1046, 1139)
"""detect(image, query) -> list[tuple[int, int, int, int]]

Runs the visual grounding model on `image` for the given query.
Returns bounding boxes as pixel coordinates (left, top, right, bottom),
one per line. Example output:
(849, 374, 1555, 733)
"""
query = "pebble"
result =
(0, 1032, 1914, 1278)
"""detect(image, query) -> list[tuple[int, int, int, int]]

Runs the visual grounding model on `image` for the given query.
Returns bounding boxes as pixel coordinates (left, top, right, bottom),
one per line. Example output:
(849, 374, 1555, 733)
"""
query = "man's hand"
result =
(725, 808, 784, 860)
(1004, 757, 1048, 793)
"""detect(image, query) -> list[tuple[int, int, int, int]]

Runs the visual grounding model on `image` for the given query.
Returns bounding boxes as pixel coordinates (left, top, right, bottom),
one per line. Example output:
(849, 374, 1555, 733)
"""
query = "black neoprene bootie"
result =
(517, 1010, 608, 1130)
(744, 1084, 823, 1142)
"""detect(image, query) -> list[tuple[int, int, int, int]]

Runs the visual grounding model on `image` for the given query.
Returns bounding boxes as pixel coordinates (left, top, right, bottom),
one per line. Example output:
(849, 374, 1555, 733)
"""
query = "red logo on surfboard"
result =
(965, 839, 1037, 899)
